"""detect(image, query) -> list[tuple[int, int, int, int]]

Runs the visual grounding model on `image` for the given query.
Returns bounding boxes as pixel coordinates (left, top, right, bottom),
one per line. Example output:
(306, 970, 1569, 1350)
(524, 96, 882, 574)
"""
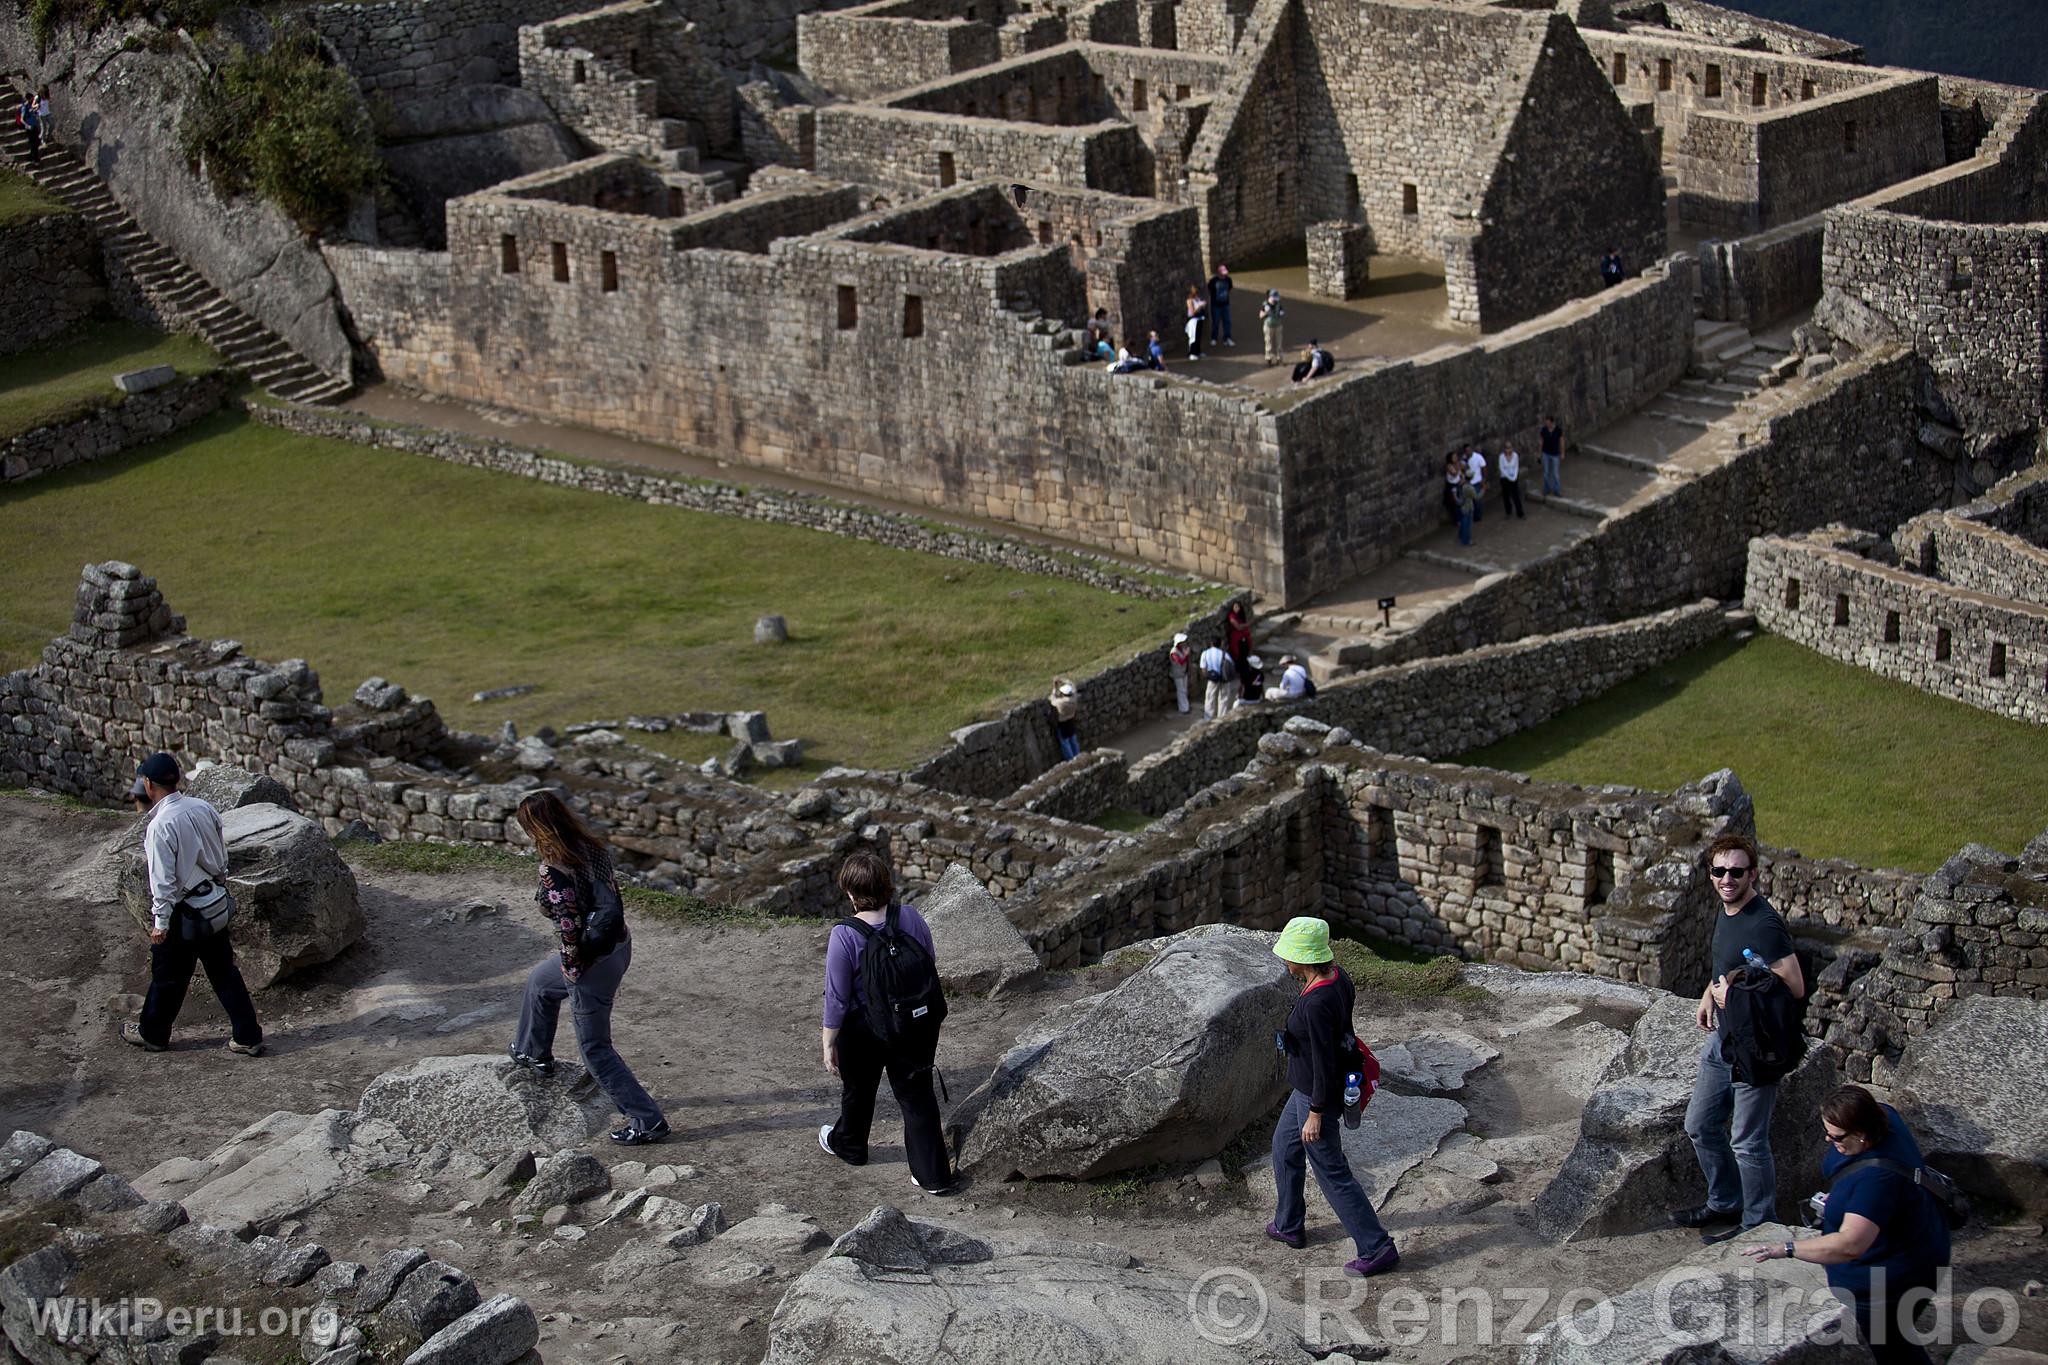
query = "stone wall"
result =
(814, 104, 1150, 198)
(1180, 0, 1296, 267)
(1346, 347, 1969, 669)
(995, 746, 1129, 821)
(1121, 600, 1730, 814)
(0, 211, 103, 355)
(0, 376, 230, 484)
(1745, 529, 2048, 724)
(241, 400, 1213, 600)
(1304, 220, 1368, 299)
(1897, 511, 2048, 607)
(1620, 0, 1861, 57)
(1819, 207, 2048, 430)
(798, 0, 1001, 102)
(1696, 210, 1825, 331)
(516, 0, 738, 161)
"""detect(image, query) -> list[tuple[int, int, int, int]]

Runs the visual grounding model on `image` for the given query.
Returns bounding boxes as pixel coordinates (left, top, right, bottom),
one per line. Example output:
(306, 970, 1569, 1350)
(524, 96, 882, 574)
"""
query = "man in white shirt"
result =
(1267, 655, 1313, 701)
(1497, 443, 1526, 519)
(1465, 445, 1487, 522)
(1198, 643, 1236, 720)
(123, 753, 264, 1056)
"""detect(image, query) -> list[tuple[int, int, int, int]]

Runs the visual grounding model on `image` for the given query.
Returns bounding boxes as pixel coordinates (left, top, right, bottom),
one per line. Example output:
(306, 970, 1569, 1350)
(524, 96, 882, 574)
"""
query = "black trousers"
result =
(139, 913, 262, 1048)
(1501, 476, 1525, 518)
(828, 1017, 950, 1188)
(1850, 1272, 1938, 1365)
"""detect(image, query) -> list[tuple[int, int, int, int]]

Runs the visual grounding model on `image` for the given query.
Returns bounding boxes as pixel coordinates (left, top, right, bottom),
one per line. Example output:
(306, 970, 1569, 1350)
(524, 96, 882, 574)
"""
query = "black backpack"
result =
(839, 906, 948, 1044)
(1719, 962, 1808, 1085)
(577, 859, 627, 962)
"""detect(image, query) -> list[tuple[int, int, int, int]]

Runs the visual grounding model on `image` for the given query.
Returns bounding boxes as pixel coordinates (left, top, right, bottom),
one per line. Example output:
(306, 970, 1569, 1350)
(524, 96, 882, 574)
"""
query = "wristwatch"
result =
(1784, 1240, 1796, 1261)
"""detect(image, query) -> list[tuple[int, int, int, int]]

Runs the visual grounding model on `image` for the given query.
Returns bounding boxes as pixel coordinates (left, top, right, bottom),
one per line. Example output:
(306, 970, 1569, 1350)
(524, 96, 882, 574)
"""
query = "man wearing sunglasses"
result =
(1672, 832, 1805, 1242)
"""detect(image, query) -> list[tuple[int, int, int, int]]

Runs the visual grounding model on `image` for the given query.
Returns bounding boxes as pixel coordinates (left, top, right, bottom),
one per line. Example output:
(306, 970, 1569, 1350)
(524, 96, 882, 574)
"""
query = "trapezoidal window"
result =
(1477, 825, 1506, 889)
(1801, 78, 1816, 100)
(1586, 847, 1617, 908)
(1346, 173, 1361, 220)
(1367, 803, 1397, 870)
(1612, 52, 1626, 85)
(572, 59, 586, 85)
(1784, 577, 1801, 610)
(902, 294, 924, 338)
(499, 234, 518, 274)
(1175, 83, 1190, 101)
(600, 250, 618, 294)
(1935, 626, 1952, 662)
(1704, 63, 1722, 98)
(1833, 592, 1849, 627)
(550, 241, 569, 283)
(937, 151, 957, 188)
(1844, 121, 1859, 153)
(1401, 182, 1418, 216)
(1751, 72, 1767, 106)
(1132, 78, 1146, 112)
(1990, 641, 2008, 678)
(1884, 609, 1900, 644)
(1657, 58, 1673, 92)
(836, 285, 857, 330)
(668, 187, 684, 217)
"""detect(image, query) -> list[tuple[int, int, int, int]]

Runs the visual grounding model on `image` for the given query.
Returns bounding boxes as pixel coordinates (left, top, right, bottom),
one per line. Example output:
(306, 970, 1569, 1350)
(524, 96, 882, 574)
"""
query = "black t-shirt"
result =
(1710, 893, 1795, 983)
(1540, 423, 1562, 455)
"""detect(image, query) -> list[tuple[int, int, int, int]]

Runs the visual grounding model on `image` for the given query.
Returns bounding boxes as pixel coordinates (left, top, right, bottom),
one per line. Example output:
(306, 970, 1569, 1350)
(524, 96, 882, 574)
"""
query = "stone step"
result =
(1642, 407, 1717, 430)
(1670, 382, 1741, 408)
(1520, 490, 1610, 521)
(1402, 546, 1500, 577)
(1580, 441, 1667, 475)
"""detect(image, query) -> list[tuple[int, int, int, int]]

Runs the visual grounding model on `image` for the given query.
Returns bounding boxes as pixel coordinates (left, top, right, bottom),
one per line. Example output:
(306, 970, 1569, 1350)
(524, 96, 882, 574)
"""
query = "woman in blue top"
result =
(1743, 1084, 1950, 1364)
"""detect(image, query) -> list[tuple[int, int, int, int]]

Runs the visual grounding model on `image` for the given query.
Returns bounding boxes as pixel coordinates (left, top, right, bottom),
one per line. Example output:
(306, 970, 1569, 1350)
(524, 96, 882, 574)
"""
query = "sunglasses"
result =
(1823, 1128, 1854, 1146)
(1708, 865, 1753, 879)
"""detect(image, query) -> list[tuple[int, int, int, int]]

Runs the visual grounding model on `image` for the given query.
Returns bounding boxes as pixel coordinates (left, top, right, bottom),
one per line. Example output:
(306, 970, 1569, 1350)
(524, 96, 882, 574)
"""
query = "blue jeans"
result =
(1684, 1032, 1779, 1227)
(1457, 506, 1473, 545)
(1057, 729, 1080, 761)
(1271, 1090, 1394, 1259)
(514, 936, 664, 1129)
(1541, 452, 1562, 495)
(1212, 301, 1232, 344)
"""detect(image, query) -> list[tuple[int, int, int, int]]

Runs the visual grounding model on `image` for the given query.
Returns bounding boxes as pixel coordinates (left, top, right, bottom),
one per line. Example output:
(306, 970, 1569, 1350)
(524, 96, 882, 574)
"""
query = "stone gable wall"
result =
(1182, 0, 1297, 268)
(0, 213, 103, 356)
(1744, 531, 2048, 724)
(1898, 512, 2048, 607)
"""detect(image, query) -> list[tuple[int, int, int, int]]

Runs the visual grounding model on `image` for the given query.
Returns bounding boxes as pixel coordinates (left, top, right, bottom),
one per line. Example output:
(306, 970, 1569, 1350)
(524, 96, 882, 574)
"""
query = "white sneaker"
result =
(910, 1174, 958, 1196)
(818, 1124, 835, 1156)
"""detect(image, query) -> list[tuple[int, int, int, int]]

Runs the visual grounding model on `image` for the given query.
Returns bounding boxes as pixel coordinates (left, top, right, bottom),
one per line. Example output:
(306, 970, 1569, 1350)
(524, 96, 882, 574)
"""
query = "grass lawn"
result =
(0, 409, 1216, 776)
(0, 167, 70, 226)
(0, 320, 224, 441)
(1458, 632, 2048, 872)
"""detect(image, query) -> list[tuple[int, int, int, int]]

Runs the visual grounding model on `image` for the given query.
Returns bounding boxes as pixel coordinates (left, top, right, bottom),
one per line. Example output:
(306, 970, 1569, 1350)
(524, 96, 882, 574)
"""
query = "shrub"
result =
(178, 24, 382, 233)
(26, 0, 231, 50)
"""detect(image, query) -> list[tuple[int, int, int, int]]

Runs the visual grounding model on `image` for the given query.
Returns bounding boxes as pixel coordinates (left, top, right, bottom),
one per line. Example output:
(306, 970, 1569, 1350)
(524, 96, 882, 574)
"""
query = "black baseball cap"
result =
(136, 752, 180, 785)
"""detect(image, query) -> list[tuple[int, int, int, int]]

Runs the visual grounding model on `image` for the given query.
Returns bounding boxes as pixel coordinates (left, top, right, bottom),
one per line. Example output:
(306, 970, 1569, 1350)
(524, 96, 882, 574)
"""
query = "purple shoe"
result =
(1343, 1245, 1400, 1278)
(1265, 1221, 1305, 1250)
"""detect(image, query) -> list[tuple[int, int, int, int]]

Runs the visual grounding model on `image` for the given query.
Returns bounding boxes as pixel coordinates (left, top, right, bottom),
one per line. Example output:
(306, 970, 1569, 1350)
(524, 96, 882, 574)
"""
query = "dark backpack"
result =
(838, 905, 948, 1044)
(1824, 1155, 1970, 1232)
(577, 860, 627, 962)
(1718, 962, 1807, 1085)
(1301, 676, 1318, 699)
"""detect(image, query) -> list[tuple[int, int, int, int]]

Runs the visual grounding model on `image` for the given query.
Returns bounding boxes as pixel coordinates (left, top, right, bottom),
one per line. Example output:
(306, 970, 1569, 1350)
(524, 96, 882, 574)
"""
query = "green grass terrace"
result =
(1, 320, 224, 442)
(0, 407, 1220, 780)
(1459, 632, 2048, 872)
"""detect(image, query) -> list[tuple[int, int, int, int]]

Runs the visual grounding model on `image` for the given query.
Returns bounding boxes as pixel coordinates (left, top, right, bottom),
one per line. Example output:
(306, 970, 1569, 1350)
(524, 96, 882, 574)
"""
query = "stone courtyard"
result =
(6, 0, 2048, 1360)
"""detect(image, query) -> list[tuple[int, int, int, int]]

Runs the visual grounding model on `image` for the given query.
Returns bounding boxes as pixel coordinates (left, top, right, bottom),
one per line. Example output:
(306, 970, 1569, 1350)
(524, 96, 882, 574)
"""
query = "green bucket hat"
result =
(1273, 916, 1332, 965)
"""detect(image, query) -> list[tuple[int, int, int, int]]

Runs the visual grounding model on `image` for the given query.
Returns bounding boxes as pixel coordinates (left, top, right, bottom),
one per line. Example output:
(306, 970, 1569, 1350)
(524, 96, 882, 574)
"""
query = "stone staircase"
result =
(0, 114, 352, 405)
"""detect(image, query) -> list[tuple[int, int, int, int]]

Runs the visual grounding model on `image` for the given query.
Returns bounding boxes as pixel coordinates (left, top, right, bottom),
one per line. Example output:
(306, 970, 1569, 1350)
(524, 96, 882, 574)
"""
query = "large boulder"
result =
(1886, 995, 2048, 1215)
(118, 802, 365, 987)
(355, 1055, 613, 1158)
(1243, 1091, 1469, 1220)
(1519, 1223, 1851, 1364)
(919, 863, 1044, 999)
(171, 1109, 354, 1234)
(185, 763, 297, 814)
(952, 927, 1295, 1179)
(1534, 994, 1836, 1242)
(761, 1206, 1317, 1365)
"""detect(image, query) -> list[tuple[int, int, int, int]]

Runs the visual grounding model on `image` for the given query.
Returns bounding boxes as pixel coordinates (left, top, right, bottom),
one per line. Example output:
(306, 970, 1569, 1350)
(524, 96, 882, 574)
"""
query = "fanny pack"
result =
(177, 878, 237, 941)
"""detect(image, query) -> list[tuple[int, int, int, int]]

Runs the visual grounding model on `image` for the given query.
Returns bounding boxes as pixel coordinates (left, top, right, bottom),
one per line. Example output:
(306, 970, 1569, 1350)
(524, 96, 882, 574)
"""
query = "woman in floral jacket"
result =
(509, 789, 669, 1145)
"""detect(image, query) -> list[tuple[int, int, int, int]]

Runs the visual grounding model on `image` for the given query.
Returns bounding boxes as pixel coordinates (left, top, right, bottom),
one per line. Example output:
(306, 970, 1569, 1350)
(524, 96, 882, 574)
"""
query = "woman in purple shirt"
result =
(817, 851, 955, 1193)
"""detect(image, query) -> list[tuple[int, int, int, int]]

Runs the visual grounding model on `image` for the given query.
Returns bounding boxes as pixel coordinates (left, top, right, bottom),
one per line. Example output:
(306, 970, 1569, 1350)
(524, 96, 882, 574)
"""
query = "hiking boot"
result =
(1343, 1245, 1400, 1278)
(511, 1052, 555, 1080)
(225, 1038, 264, 1057)
(121, 1022, 165, 1053)
(609, 1119, 670, 1146)
(1701, 1222, 1759, 1247)
(1671, 1203, 1741, 1230)
(1265, 1221, 1305, 1250)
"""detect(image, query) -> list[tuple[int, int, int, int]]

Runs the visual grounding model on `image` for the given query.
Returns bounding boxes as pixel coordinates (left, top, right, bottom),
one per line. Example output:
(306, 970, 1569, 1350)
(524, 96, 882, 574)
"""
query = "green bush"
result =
(25, 0, 230, 50)
(179, 25, 382, 233)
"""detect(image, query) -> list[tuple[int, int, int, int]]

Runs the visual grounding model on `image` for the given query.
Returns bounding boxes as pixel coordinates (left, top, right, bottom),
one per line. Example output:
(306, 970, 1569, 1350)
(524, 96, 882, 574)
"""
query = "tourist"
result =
(1198, 640, 1236, 720)
(1050, 677, 1081, 761)
(1086, 307, 1112, 356)
(1464, 444, 1487, 522)
(1208, 263, 1234, 347)
(1600, 247, 1625, 288)
(1260, 289, 1285, 365)
(1110, 340, 1148, 374)
(1224, 600, 1253, 685)
(1673, 833, 1804, 1242)
(1455, 472, 1476, 547)
(123, 753, 263, 1057)
(1238, 653, 1267, 704)
(1266, 916, 1399, 1279)
(1185, 285, 1207, 360)
(818, 851, 955, 1194)
(1741, 1085, 1951, 1365)
(1268, 655, 1313, 702)
(1539, 415, 1564, 495)
(1291, 340, 1333, 384)
(1498, 441, 1526, 520)
(1147, 329, 1165, 370)
(509, 789, 669, 1145)
(15, 88, 41, 165)
(1443, 453, 1465, 524)
(1169, 632, 1192, 714)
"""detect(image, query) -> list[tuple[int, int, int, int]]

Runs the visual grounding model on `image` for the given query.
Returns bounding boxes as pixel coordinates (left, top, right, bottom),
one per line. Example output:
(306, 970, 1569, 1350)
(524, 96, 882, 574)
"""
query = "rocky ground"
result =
(3, 792, 2043, 1364)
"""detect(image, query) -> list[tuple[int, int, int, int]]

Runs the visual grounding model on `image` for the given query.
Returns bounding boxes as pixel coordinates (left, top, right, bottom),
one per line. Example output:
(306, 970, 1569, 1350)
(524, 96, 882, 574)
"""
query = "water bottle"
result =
(1343, 1071, 1362, 1128)
(1742, 947, 1766, 978)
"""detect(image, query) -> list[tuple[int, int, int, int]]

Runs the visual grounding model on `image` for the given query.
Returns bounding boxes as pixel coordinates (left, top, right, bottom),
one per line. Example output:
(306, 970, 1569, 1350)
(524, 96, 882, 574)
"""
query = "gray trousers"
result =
(513, 937, 664, 1129)
(1684, 1031, 1779, 1227)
